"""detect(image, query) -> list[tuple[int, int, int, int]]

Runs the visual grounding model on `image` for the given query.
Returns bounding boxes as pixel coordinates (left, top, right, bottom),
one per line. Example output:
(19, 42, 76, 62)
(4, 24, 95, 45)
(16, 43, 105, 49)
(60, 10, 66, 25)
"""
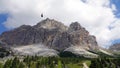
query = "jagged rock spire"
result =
(69, 22, 82, 30)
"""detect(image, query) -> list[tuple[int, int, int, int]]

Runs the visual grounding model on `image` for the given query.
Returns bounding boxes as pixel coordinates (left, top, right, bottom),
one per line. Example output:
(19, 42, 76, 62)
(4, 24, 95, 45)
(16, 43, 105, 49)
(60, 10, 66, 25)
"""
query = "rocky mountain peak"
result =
(69, 22, 82, 30)
(34, 18, 67, 31)
(0, 18, 99, 51)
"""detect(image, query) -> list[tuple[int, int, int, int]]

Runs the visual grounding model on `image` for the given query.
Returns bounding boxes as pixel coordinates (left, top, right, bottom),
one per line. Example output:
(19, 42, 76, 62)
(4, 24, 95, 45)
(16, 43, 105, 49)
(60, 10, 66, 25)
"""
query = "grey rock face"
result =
(52, 32, 71, 51)
(0, 18, 98, 51)
(0, 25, 36, 45)
(68, 22, 82, 31)
(68, 23, 98, 50)
(34, 18, 67, 32)
(109, 43, 120, 51)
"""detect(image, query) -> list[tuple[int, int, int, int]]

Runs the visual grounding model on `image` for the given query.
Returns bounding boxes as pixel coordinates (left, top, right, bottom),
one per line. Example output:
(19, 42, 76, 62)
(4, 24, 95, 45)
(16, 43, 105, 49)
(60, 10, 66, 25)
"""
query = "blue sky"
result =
(111, 0, 120, 18)
(0, 14, 8, 34)
(110, 0, 120, 45)
(0, 0, 120, 47)
(0, 0, 119, 34)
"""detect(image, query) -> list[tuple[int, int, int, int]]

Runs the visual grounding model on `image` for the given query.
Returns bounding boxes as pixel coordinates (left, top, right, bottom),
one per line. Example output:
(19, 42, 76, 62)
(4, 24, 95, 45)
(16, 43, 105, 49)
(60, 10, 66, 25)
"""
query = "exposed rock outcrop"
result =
(109, 43, 120, 51)
(0, 18, 98, 51)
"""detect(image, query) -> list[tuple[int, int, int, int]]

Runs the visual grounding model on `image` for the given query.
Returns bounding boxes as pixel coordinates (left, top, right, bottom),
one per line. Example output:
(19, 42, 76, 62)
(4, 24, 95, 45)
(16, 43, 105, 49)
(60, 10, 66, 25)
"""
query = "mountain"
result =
(0, 18, 101, 57)
(109, 43, 120, 51)
(0, 18, 98, 50)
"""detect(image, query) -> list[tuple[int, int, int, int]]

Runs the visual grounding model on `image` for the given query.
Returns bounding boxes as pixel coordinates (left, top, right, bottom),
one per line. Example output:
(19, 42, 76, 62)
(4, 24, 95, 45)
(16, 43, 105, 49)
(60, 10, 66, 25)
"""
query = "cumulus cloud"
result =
(0, 0, 119, 47)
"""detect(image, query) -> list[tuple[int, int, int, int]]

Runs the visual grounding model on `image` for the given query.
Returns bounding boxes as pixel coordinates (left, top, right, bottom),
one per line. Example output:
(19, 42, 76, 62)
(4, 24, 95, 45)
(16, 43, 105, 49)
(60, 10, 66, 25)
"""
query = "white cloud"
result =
(0, 0, 119, 47)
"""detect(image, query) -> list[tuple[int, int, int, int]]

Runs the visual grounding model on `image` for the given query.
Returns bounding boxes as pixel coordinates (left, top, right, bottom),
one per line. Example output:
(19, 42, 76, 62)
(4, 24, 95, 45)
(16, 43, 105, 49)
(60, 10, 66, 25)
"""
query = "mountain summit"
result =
(0, 18, 98, 51)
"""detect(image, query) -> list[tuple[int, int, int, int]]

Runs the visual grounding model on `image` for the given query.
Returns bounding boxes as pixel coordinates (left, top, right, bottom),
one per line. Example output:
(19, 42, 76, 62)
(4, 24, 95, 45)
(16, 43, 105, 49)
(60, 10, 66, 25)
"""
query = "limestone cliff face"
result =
(0, 18, 98, 51)
(109, 43, 120, 51)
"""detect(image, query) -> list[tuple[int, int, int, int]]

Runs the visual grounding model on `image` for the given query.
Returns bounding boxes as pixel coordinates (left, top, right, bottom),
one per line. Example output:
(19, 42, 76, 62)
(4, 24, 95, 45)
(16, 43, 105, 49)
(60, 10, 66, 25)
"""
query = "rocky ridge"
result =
(0, 18, 98, 52)
(109, 43, 120, 51)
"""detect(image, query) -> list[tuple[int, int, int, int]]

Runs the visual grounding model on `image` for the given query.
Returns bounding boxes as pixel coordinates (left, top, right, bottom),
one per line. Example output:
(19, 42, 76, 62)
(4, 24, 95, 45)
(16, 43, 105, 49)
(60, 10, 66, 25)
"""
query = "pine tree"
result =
(36, 61, 41, 68)
(18, 62, 26, 68)
(10, 57, 20, 68)
(30, 62, 36, 68)
(3, 59, 12, 68)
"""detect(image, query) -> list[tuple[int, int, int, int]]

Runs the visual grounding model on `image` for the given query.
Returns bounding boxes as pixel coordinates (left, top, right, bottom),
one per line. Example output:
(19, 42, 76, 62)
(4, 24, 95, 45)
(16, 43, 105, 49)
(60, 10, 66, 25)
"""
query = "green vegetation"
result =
(0, 56, 120, 68)
(1, 51, 120, 68)
(59, 51, 81, 57)
(90, 58, 120, 68)
(1, 56, 89, 68)
(0, 62, 3, 68)
(84, 60, 91, 67)
(0, 47, 10, 58)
